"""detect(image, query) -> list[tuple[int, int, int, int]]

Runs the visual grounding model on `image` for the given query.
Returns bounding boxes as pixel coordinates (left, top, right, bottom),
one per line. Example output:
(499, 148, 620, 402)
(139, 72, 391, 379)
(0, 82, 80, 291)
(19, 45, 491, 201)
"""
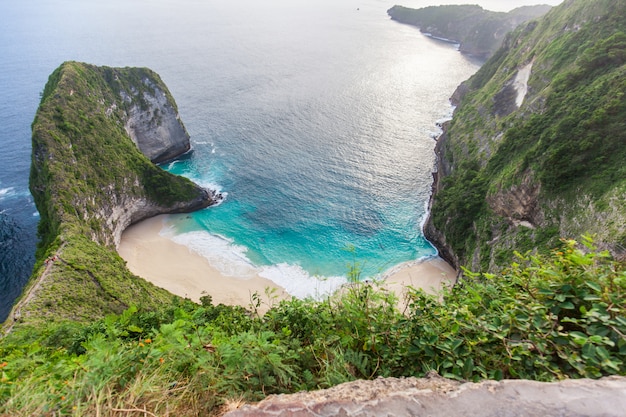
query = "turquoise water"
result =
(3, 0, 551, 314)
(149, 0, 483, 297)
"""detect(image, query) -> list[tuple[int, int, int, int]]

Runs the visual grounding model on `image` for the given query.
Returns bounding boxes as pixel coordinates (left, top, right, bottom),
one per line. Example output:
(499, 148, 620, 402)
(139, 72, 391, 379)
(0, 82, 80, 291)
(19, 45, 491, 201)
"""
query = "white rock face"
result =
(513, 61, 533, 108)
(124, 80, 191, 163)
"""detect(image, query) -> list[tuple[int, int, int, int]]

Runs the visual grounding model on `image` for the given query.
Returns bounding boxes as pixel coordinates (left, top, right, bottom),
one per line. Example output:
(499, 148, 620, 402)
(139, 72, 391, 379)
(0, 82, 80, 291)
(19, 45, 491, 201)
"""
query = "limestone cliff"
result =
(425, 0, 626, 271)
(387, 4, 552, 58)
(122, 76, 192, 164)
(7, 62, 219, 327)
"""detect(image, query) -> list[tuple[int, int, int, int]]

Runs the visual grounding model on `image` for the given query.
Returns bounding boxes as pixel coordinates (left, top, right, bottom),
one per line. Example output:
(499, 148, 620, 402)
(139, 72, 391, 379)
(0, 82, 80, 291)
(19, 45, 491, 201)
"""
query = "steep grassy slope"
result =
(387, 4, 552, 58)
(1, 239, 624, 416)
(426, 0, 626, 271)
(4, 62, 216, 328)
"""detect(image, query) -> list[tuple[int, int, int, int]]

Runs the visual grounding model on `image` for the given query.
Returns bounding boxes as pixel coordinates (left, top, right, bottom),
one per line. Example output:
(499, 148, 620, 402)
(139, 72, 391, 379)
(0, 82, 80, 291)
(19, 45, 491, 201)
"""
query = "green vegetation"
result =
(1, 239, 624, 416)
(387, 4, 551, 58)
(31, 62, 203, 246)
(19, 235, 173, 327)
(14, 62, 210, 326)
(429, 0, 626, 270)
(432, 160, 488, 247)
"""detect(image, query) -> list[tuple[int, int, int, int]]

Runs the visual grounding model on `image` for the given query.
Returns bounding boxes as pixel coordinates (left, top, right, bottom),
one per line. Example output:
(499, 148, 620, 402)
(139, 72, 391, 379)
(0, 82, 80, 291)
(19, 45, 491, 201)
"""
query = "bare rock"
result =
(123, 78, 192, 164)
(225, 374, 626, 417)
(487, 170, 542, 228)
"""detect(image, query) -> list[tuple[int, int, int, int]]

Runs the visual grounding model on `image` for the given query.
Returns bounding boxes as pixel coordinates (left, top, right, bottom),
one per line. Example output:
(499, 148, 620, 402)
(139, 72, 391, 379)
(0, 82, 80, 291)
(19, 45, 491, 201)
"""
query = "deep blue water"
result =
(0, 0, 562, 320)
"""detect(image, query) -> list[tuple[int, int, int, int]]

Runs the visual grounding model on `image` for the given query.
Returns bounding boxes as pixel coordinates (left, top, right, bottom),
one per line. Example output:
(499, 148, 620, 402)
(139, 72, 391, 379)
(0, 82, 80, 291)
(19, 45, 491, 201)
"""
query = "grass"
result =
(1, 239, 625, 416)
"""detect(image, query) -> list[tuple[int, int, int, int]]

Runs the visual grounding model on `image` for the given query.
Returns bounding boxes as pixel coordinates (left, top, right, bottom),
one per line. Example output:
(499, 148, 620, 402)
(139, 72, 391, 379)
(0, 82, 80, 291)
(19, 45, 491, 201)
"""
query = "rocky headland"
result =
(5, 62, 221, 329)
(387, 4, 552, 59)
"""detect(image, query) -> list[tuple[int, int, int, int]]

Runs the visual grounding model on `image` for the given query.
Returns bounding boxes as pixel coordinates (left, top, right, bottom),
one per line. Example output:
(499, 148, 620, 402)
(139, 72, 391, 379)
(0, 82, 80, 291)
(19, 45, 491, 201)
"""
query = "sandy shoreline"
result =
(117, 215, 457, 312)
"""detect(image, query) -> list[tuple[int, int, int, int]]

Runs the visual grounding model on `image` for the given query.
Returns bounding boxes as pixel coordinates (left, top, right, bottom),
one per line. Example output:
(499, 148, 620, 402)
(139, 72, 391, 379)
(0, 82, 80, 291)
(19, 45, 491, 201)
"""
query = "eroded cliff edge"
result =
(7, 62, 219, 328)
(424, 0, 626, 272)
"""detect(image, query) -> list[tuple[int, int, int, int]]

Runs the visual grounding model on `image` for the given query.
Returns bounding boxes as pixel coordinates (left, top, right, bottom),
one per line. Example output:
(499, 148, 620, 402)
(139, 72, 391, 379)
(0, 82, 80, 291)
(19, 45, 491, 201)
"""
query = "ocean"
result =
(0, 0, 562, 320)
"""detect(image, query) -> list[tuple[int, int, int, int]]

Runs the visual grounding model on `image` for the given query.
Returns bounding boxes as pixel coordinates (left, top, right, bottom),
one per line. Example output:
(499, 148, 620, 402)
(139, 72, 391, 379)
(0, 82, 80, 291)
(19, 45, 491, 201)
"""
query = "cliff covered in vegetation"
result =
(5, 62, 218, 328)
(387, 4, 552, 58)
(425, 0, 626, 271)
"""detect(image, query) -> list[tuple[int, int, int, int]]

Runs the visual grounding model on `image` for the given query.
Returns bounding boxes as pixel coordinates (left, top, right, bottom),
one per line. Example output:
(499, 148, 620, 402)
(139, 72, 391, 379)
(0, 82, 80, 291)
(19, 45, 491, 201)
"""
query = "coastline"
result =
(423, 118, 459, 271)
(118, 215, 457, 312)
(118, 215, 290, 313)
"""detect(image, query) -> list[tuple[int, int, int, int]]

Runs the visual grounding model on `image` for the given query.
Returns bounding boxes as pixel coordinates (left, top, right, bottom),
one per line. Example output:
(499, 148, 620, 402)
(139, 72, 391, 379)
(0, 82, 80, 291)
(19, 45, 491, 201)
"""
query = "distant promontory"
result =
(387, 4, 552, 58)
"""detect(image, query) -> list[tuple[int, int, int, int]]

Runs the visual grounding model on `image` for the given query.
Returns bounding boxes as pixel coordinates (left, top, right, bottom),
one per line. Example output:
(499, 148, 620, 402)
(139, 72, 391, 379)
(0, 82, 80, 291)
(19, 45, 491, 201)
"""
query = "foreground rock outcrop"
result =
(226, 374, 626, 417)
(5, 62, 219, 328)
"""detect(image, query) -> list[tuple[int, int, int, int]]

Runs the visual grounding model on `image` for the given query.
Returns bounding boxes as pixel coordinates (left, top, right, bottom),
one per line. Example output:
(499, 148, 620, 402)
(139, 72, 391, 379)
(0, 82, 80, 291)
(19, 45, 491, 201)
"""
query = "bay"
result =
(0, 0, 562, 319)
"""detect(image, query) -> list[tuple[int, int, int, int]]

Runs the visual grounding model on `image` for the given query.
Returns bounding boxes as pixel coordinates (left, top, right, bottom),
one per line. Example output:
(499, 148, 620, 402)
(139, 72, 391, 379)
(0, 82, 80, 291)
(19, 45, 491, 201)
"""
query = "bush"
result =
(1, 238, 624, 416)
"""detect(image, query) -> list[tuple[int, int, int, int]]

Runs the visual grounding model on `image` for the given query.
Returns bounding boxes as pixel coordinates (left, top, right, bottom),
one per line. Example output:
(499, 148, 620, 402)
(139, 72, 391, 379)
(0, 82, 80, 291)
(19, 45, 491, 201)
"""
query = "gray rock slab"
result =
(225, 374, 626, 417)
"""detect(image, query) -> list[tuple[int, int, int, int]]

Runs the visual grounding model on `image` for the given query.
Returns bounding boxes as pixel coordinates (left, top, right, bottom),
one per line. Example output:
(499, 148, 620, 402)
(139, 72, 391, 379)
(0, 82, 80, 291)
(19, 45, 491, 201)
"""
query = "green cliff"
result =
(425, 0, 626, 271)
(387, 4, 552, 58)
(5, 62, 218, 329)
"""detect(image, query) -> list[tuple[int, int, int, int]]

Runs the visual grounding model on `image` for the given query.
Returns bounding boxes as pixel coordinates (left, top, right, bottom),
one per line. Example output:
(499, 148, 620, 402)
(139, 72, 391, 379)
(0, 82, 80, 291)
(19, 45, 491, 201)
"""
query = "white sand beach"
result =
(117, 215, 457, 312)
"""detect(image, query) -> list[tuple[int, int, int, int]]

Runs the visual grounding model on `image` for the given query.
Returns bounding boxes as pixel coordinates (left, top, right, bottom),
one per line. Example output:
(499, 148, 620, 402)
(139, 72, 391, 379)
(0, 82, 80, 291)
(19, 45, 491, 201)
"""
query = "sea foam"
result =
(0, 187, 32, 202)
(164, 230, 258, 278)
(259, 263, 347, 300)
(161, 228, 348, 300)
(0, 187, 14, 200)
